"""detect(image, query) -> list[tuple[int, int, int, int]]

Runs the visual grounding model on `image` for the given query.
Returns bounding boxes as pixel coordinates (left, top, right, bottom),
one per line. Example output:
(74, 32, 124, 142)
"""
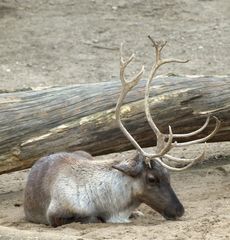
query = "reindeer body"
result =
(24, 150, 186, 226)
(24, 152, 143, 226)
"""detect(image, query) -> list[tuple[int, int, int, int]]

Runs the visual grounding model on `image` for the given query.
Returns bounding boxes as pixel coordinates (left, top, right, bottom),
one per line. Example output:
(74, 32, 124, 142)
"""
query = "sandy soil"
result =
(0, 143, 230, 240)
(0, 0, 229, 90)
(0, 0, 229, 239)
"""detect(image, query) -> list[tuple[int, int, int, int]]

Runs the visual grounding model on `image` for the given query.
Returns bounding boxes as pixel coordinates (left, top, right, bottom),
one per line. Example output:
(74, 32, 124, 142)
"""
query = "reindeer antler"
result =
(145, 36, 220, 170)
(116, 43, 173, 159)
(115, 37, 220, 170)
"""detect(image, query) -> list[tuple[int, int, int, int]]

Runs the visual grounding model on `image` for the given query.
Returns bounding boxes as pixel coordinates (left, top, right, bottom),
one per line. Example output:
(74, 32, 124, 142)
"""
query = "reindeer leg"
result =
(129, 210, 145, 219)
(47, 210, 75, 227)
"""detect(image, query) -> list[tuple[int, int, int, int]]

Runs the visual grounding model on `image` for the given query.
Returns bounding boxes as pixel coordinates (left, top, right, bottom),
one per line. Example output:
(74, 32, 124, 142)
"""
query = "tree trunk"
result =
(0, 75, 229, 174)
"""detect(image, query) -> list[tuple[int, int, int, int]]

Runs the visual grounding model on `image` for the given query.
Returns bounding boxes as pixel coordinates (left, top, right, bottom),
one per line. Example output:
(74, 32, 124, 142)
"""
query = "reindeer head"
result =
(113, 36, 220, 219)
(113, 152, 184, 219)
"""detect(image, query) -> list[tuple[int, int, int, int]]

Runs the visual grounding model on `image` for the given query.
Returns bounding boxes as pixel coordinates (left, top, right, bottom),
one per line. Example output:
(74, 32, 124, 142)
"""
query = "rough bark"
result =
(0, 75, 229, 174)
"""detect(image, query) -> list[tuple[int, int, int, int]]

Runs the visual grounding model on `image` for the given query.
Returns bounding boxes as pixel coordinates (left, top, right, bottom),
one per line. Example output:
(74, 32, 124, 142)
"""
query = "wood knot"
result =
(11, 146, 21, 158)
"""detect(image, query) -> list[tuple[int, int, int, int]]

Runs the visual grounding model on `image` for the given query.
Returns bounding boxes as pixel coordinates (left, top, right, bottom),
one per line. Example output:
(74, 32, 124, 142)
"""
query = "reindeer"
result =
(24, 36, 220, 227)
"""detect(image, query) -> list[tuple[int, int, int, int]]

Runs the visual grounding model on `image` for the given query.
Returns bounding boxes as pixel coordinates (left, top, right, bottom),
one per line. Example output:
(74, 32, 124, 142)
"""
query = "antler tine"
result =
(147, 35, 189, 69)
(172, 116, 220, 147)
(164, 151, 205, 163)
(120, 43, 140, 88)
(157, 125, 174, 155)
(166, 115, 211, 138)
(153, 143, 206, 171)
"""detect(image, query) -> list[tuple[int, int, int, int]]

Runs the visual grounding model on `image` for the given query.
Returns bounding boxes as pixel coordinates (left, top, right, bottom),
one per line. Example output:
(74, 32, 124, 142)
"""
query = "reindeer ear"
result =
(112, 153, 144, 177)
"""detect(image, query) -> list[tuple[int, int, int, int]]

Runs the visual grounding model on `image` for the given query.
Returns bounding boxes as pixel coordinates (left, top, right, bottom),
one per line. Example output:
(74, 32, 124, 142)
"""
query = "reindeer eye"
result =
(148, 175, 159, 185)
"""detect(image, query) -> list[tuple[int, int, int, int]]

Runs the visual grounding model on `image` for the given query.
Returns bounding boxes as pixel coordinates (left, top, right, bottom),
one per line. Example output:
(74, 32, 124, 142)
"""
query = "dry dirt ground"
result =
(0, 0, 229, 239)
(0, 144, 230, 240)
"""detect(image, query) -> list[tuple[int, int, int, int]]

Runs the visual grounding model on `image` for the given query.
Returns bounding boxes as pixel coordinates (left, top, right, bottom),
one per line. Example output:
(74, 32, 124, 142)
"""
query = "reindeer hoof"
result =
(129, 210, 145, 219)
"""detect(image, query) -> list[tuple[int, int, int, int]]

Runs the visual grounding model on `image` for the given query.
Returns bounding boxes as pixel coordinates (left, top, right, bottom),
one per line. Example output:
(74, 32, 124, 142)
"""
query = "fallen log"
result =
(0, 75, 229, 174)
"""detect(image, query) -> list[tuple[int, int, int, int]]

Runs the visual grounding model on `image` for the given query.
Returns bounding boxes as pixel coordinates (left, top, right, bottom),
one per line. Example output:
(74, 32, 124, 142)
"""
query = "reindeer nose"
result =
(175, 203, 184, 217)
(163, 203, 184, 220)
